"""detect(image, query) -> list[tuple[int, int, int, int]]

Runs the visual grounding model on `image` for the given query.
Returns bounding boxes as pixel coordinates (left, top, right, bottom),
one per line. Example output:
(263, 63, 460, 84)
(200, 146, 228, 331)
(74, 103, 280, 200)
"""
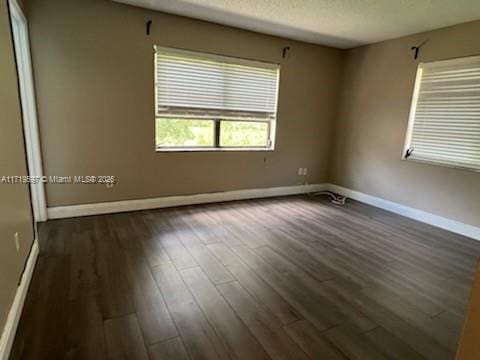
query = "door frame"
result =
(9, 0, 47, 222)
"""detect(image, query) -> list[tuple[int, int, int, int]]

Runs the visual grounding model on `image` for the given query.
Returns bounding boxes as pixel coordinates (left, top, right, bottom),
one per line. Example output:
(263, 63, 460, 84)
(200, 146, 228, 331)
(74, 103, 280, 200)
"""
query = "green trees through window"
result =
(155, 118, 214, 147)
(155, 118, 270, 149)
(220, 121, 268, 147)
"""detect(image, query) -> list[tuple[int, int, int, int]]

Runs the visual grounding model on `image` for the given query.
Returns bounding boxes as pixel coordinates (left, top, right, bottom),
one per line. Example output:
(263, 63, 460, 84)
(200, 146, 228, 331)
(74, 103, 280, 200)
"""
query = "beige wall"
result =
(25, 0, 479, 228)
(0, 0, 35, 333)
(26, 0, 343, 207)
(331, 20, 480, 227)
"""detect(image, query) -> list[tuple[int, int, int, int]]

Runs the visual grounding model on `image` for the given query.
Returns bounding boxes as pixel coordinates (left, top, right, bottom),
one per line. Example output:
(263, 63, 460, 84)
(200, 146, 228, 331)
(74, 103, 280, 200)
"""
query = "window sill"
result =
(402, 157, 480, 173)
(156, 147, 275, 153)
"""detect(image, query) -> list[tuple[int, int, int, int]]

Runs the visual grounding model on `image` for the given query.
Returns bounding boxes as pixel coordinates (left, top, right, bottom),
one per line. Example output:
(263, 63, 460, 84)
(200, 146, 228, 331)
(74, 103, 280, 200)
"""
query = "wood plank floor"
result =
(10, 195, 480, 360)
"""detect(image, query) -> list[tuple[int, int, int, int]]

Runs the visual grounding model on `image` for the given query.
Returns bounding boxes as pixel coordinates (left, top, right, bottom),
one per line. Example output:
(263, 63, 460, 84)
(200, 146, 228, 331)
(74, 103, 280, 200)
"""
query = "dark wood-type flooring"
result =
(10, 195, 480, 359)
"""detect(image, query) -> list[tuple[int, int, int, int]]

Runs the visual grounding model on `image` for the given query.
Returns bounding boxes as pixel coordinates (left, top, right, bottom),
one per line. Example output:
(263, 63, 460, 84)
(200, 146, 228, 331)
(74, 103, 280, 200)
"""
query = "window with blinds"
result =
(154, 46, 280, 150)
(404, 55, 480, 171)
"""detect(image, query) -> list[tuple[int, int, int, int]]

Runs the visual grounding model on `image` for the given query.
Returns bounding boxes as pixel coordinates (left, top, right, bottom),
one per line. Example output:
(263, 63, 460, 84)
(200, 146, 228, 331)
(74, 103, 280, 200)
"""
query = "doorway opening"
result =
(9, 0, 47, 223)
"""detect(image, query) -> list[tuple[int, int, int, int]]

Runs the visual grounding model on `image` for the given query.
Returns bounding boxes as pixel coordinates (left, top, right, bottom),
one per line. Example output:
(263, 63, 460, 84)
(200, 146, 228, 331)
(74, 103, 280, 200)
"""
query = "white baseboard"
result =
(0, 240, 39, 360)
(327, 184, 480, 241)
(47, 183, 328, 219)
(46, 182, 479, 241)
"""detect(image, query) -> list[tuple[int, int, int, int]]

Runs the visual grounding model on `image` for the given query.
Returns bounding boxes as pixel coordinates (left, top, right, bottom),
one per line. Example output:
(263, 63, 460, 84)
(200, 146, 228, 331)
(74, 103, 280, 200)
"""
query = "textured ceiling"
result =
(113, 0, 480, 48)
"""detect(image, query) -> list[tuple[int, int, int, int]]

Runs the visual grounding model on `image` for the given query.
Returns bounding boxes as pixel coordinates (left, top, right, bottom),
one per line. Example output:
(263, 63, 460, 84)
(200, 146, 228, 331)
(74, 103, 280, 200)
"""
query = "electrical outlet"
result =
(303, 168, 308, 175)
(14, 232, 20, 252)
(298, 168, 303, 175)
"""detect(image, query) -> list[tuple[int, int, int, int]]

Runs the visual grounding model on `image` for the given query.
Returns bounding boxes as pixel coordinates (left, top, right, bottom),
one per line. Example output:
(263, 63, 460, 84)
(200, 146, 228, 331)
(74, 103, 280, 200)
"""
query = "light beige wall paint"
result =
(0, 0, 35, 333)
(331, 20, 480, 227)
(26, 0, 343, 207)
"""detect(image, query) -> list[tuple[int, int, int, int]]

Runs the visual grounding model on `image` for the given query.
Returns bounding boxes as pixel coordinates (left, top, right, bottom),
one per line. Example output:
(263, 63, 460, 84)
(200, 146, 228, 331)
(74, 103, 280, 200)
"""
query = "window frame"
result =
(154, 46, 279, 152)
(155, 117, 275, 152)
(402, 56, 480, 173)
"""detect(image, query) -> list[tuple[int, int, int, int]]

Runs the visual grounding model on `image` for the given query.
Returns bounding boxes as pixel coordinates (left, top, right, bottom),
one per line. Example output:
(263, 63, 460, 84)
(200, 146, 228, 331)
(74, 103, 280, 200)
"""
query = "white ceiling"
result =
(113, 0, 480, 49)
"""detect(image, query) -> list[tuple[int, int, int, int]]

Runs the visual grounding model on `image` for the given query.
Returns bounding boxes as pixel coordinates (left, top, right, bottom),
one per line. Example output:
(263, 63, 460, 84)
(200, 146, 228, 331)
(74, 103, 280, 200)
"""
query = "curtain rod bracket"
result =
(411, 46, 420, 60)
(282, 46, 290, 59)
(146, 20, 152, 35)
(411, 40, 427, 60)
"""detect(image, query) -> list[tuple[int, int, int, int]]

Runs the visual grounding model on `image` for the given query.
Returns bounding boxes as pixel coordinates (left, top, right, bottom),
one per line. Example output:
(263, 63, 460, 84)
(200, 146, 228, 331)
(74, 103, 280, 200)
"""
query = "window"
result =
(154, 46, 280, 151)
(404, 55, 480, 172)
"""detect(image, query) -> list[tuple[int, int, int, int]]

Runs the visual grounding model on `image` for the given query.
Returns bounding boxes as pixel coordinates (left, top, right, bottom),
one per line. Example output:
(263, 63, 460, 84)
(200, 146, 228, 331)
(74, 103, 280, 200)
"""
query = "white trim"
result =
(154, 45, 280, 69)
(47, 184, 327, 219)
(402, 63, 423, 160)
(9, 0, 47, 222)
(0, 241, 39, 360)
(46, 182, 480, 240)
(326, 184, 480, 241)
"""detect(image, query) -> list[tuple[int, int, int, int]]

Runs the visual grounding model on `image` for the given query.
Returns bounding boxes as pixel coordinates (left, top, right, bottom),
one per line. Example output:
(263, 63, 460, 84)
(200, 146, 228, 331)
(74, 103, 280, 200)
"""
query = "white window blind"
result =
(404, 55, 480, 171)
(154, 46, 280, 121)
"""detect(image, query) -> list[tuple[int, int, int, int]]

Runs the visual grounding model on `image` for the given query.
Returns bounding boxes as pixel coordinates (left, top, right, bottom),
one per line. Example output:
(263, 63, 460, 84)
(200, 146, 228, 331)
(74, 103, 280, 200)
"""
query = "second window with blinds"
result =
(154, 46, 280, 151)
(404, 55, 480, 171)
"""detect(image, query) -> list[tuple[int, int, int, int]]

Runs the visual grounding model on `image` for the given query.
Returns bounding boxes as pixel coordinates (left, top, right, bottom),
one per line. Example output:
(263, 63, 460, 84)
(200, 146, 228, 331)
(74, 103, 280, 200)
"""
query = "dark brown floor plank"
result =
(149, 337, 190, 360)
(151, 261, 230, 360)
(11, 195, 479, 360)
(185, 244, 235, 284)
(68, 231, 98, 301)
(149, 214, 198, 269)
(284, 319, 347, 360)
(360, 284, 459, 352)
(9, 256, 70, 360)
(180, 267, 270, 360)
(65, 296, 106, 360)
(207, 242, 301, 325)
(323, 279, 455, 360)
(362, 326, 426, 360)
(124, 253, 178, 345)
(323, 325, 388, 360)
(236, 244, 380, 335)
(217, 281, 309, 360)
(104, 314, 149, 360)
(94, 229, 134, 319)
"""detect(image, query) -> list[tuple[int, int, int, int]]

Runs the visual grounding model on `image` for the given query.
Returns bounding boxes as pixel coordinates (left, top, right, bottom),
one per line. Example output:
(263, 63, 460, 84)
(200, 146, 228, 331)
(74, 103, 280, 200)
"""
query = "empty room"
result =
(2, 0, 480, 359)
